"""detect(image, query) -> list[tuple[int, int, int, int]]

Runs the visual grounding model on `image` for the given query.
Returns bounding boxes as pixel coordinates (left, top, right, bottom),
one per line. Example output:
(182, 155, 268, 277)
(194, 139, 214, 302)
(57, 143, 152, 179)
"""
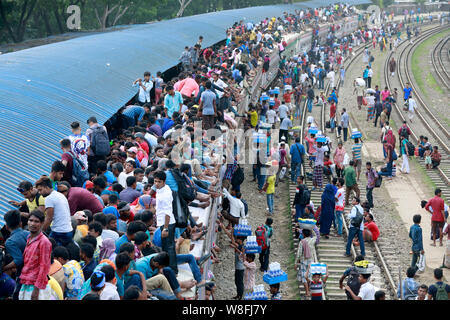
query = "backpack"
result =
(351, 206, 363, 228)
(320, 69, 326, 78)
(64, 152, 89, 187)
(255, 225, 269, 250)
(231, 165, 245, 187)
(171, 169, 196, 203)
(346, 267, 361, 299)
(241, 199, 249, 217)
(402, 280, 418, 300)
(435, 283, 449, 300)
(406, 141, 415, 156)
(90, 126, 110, 156)
(299, 187, 311, 206)
(400, 126, 409, 138)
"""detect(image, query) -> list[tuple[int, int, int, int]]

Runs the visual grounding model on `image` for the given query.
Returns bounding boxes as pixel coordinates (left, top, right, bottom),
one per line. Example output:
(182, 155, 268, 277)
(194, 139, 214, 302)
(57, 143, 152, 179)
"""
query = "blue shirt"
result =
(290, 143, 305, 163)
(162, 118, 174, 134)
(119, 187, 141, 203)
(409, 224, 423, 252)
(397, 277, 419, 298)
(5, 228, 29, 270)
(115, 234, 131, 254)
(123, 105, 145, 121)
(164, 91, 183, 117)
(165, 170, 178, 192)
(149, 124, 162, 137)
(103, 170, 117, 185)
(135, 254, 158, 279)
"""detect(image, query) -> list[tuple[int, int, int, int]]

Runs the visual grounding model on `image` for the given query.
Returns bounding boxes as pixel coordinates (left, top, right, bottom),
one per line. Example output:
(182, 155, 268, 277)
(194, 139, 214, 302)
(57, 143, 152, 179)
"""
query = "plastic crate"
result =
(263, 272, 288, 285)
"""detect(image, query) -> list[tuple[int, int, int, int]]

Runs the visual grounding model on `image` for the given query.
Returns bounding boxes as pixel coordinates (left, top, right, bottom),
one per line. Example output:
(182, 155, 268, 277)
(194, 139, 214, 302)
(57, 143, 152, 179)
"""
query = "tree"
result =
(91, 0, 132, 29)
(0, 0, 38, 43)
(176, 0, 193, 18)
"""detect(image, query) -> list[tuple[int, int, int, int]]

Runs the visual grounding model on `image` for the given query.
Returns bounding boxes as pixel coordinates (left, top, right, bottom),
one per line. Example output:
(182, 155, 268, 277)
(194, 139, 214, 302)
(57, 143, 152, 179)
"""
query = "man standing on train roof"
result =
(132, 71, 153, 106)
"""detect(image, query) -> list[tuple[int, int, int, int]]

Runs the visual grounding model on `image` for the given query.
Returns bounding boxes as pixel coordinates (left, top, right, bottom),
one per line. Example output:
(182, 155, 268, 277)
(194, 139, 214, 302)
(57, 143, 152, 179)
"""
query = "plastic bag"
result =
(279, 167, 287, 179)
(416, 254, 425, 273)
(343, 153, 350, 166)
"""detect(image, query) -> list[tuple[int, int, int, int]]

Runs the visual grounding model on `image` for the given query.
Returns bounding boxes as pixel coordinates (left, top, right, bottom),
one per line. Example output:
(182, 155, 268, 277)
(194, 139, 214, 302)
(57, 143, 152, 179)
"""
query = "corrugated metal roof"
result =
(0, 0, 371, 227)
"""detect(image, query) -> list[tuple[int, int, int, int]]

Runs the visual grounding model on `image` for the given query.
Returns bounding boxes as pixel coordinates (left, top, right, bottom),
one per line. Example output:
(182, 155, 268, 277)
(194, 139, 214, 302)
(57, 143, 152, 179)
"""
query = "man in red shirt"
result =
(363, 213, 380, 242)
(19, 210, 52, 300)
(330, 102, 337, 133)
(57, 182, 103, 215)
(425, 188, 445, 247)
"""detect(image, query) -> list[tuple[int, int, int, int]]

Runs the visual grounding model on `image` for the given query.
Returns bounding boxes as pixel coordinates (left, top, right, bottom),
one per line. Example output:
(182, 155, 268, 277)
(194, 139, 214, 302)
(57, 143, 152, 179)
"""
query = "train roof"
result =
(0, 0, 371, 227)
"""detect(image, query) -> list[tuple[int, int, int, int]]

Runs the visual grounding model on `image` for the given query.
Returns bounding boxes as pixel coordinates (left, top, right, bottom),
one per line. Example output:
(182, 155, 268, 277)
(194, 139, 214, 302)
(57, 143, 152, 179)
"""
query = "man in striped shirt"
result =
(309, 267, 329, 300)
(352, 137, 363, 181)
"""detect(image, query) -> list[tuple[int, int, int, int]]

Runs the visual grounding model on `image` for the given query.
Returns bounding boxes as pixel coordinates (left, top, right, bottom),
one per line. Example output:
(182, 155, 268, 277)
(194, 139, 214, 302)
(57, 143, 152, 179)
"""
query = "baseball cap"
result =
(74, 211, 88, 222)
(85, 181, 94, 190)
(128, 147, 138, 154)
(135, 132, 145, 139)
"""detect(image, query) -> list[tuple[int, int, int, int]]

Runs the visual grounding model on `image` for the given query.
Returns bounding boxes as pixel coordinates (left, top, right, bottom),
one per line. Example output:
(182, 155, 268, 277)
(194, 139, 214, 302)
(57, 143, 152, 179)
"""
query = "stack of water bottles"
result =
(244, 285, 268, 300)
(309, 263, 327, 275)
(244, 236, 261, 253)
(298, 218, 317, 230)
(263, 262, 288, 285)
(233, 219, 252, 237)
(351, 128, 362, 139)
(260, 93, 269, 102)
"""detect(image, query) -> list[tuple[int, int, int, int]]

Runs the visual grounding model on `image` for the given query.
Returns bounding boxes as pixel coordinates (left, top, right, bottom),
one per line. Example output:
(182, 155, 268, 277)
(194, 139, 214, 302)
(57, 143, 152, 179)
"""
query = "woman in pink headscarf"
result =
(333, 141, 346, 178)
(131, 195, 154, 215)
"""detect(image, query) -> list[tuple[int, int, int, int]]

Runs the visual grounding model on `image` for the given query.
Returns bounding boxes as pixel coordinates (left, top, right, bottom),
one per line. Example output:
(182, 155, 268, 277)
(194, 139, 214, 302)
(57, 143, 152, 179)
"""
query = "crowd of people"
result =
(0, 3, 448, 302)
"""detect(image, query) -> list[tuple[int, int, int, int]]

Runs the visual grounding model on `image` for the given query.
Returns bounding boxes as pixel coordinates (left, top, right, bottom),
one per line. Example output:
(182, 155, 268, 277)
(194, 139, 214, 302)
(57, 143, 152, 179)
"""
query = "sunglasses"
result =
(17, 187, 26, 193)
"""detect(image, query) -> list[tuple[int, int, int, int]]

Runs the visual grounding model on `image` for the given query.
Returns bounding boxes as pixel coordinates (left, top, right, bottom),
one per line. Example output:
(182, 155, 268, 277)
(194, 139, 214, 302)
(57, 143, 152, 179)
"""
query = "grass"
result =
(411, 29, 450, 99)
(409, 157, 437, 197)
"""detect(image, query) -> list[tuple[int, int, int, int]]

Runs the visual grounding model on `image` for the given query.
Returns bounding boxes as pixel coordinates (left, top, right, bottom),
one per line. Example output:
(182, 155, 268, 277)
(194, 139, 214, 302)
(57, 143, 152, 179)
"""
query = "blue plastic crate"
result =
(308, 128, 318, 134)
(234, 229, 252, 237)
(244, 246, 262, 254)
(263, 273, 288, 285)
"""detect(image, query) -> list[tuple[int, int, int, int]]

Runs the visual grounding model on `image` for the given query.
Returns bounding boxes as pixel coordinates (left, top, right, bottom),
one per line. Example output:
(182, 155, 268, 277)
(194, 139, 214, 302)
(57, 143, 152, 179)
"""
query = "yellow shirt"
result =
(266, 175, 276, 194)
(250, 111, 258, 127)
(48, 276, 64, 300)
(249, 31, 256, 41)
(26, 194, 45, 212)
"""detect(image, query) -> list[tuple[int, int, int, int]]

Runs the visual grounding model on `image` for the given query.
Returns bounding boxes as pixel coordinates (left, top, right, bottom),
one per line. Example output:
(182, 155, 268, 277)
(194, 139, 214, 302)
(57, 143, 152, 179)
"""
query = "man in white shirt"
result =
(345, 273, 375, 300)
(278, 103, 290, 123)
(223, 188, 246, 221)
(407, 94, 417, 123)
(266, 106, 277, 127)
(211, 72, 228, 99)
(153, 171, 177, 273)
(35, 176, 73, 246)
(345, 197, 365, 257)
(132, 71, 153, 106)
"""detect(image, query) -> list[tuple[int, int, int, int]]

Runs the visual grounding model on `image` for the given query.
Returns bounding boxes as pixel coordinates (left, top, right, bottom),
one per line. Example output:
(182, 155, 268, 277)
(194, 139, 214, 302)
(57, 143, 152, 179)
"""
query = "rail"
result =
(431, 35, 450, 90)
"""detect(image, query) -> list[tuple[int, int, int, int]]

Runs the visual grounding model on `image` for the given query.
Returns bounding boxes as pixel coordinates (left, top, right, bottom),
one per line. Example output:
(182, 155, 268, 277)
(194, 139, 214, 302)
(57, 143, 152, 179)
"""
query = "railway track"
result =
(431, 35, 450, 91)
(290, 42, 399, 300)
(384, 25, 450, 204)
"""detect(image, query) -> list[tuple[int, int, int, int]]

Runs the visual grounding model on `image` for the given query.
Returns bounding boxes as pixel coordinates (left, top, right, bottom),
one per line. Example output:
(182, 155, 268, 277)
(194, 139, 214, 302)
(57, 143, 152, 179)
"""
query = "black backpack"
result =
(171, 169, 196, 203)
(346, 267, 361, 299)
(351, 206, 363, 228)
(231, 165, 245, 187)
(90, 126, 110, 156)
(400, 127, 409, 138)
(299, 187, 311, 206)
(406, 141, 415, 156)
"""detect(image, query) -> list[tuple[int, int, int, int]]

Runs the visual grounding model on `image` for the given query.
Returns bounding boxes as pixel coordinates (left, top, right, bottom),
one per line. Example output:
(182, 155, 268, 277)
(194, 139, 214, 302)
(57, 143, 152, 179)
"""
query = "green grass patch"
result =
(411, 29, 450, 99)
(410, 157, 436, 197)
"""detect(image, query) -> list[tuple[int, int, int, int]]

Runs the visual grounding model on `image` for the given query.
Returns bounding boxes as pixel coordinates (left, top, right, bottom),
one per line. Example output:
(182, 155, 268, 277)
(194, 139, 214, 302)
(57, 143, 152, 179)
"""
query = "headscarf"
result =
(99, 238, 116, 261)
(321, 184, 336, 204)
(90, 271, 106, 290)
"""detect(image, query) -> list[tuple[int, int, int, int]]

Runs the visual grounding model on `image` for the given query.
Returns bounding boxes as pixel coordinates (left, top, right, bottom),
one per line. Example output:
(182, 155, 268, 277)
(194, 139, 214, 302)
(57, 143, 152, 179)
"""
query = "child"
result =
(269, 283, 282, 300)
(262, 167, 276, 215)
(308, 266, 329, 300)
(375, 290, 386, 300)
(323, 154, 333, 183)
(409, 214, 424, 273)
(259, 218, 273, 272)
(241, 253, 257, 295)
(424, 146, 432, 169)
(220, 223, 246, 300)
(296, 229, 316, 297)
